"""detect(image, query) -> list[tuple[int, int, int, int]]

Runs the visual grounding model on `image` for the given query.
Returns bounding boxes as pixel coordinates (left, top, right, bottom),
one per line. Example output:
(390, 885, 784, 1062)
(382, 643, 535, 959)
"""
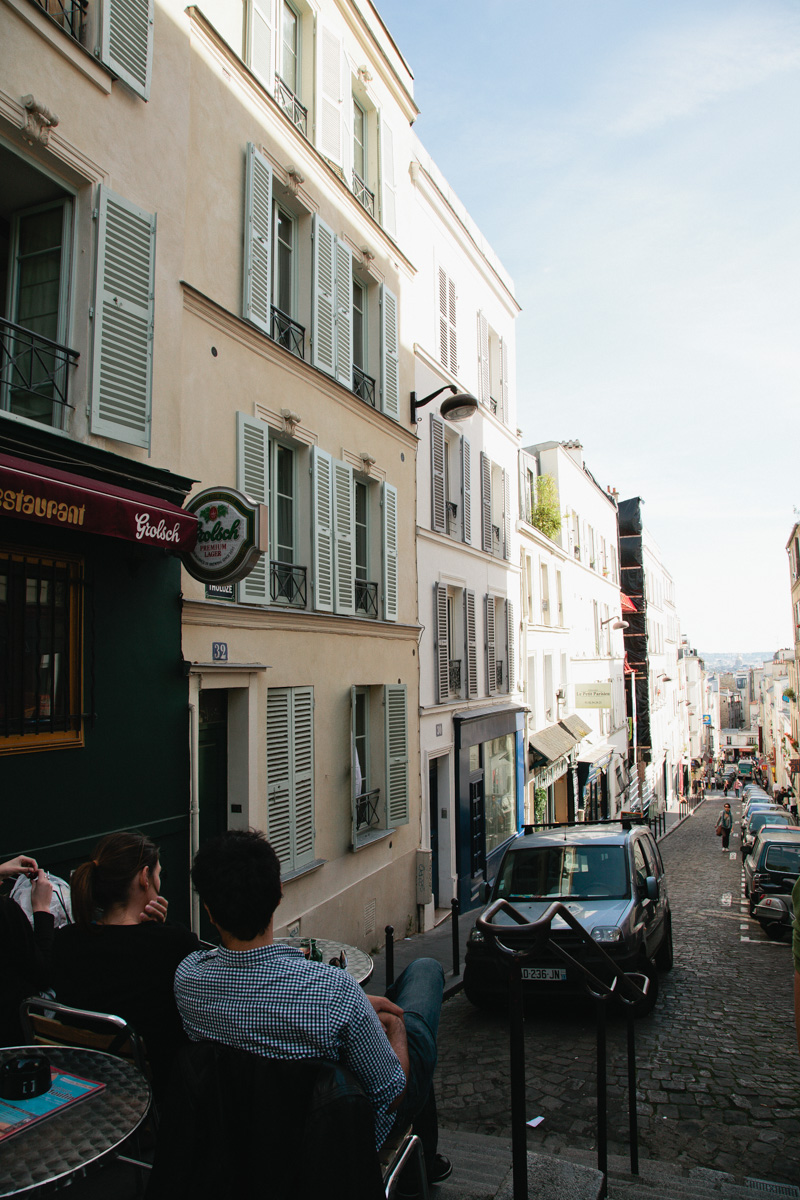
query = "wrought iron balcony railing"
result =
(352, 171, 375, 217)
(352, 364, 376, 407)
(355, 578, 378, 618)
(355, 787, 381, 831)
(274, 76, 308, 136)
(33, 0, 86, 42)
(270, 561, 307, 607)
(446, 500, 458, 536)
(270, 306, 305, 360)
(449, 659, 462, 693)
(0, 317, 79, 424)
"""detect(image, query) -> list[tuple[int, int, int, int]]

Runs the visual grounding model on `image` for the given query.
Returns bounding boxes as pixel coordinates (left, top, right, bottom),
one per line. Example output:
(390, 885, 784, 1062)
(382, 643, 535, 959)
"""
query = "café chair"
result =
(145, 1040, 429, 1200)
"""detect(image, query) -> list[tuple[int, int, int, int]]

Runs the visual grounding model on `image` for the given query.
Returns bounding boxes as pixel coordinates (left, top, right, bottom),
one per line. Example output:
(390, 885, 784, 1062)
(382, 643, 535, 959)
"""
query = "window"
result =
(437, 268, 457, 376)
(280, 0, 299, 94)
(480, 453, 509, 559)
(31, 0, 153, 99)
(430, 416, 471, 543)
(351, 683, 409, 848)
(476, 312, 509, 423)
(556, 570, 564, 626)
(0, 549, 83, 753)
(434, 584, 477, 702)
(266, 686, 314, 873)
(486, 594, 514, 696)
(540, 563, 550, 626)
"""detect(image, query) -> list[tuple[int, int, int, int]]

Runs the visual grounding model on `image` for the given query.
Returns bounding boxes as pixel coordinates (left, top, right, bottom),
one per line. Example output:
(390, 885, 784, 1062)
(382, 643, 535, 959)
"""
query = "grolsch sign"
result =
(181, 487, 267, 585)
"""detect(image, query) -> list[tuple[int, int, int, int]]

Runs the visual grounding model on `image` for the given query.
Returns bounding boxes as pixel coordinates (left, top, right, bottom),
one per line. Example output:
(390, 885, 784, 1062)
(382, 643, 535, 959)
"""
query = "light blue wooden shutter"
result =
(236, 413, 269, 604)
(100, 0, 153, 100)
(480, 452, 492, 552)
(430, 415, 446, 534)
(485, 593, 497, 695)
(382, 482, 398, 622)
(464, 590, 478, 698)
(292, 687, 315, 869)
(434, 583, 449, 704)
(507, 601, 516, 691)
(90, 186, 155, 449)
(312, 447, 334, 612)
(312, 214, 336, 376)
(385, 684, 408, 826)
(335, 238, 353, 388)
(248, 0, 275, 94)
(243, 143, 272, 335)
(461, 436, 471, 544)
(380, 285, 400, 420)
(317, 25, 343, 166)
(379, 115, 397, 238)
(477, 311, 489, 403)
(266, 688, 292, 868)
(333, 458, 355, 615)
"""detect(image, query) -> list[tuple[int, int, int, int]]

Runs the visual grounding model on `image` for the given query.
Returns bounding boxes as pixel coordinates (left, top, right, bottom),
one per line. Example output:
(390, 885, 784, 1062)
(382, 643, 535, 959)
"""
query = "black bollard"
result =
(451, 896, 460, 976)
(385, 924, 394, 992)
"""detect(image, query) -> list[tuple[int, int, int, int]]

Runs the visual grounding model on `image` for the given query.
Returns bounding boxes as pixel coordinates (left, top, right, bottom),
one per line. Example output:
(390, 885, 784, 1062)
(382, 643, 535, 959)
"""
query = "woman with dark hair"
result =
(52, 832, 199, 1092)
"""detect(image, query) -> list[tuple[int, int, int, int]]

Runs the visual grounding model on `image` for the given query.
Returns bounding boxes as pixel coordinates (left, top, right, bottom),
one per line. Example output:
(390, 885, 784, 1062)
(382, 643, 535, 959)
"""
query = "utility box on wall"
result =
(415, 850, 432, 905)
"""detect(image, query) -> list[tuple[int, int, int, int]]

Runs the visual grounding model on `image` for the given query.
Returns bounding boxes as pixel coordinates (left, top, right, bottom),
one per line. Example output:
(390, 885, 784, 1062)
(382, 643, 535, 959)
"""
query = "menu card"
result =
(0, 1069, 105, 1143)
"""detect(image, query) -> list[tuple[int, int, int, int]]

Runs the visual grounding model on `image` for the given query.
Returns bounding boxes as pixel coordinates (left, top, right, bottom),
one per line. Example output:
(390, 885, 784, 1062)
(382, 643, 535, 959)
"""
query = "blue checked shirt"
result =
(174, 943, 405, 1148)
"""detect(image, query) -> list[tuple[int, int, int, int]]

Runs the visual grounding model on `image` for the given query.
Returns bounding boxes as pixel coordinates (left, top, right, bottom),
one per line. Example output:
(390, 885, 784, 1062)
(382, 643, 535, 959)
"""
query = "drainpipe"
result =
(188, 697, 200, 935)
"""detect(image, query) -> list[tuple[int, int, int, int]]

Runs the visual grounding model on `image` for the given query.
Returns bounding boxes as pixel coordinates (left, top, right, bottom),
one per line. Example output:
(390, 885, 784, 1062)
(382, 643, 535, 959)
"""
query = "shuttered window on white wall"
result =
(480, 452, 492, 552)
(500, 337, 509, 425)
(379, 116, 397, 238)
(317, 25, 343, 166)
(90, 186, 155, 449)
(385, 684, 409, 826)
(267, 686, 315, 872)
(461, 436, 472, 544)
(312, 215, 354, 386)
(243, 144, 273, 335)
(434, 583, 449, 704)
(485, 593, 497, 695)
(247, 0, 275, 93)
(381, 482, 398, 622)
(477, 311, 489, 403)
(379, 285, 399, 420)
(312, 446, 334, 613)
(437, 267, 457, 376)
(236, 413, 270, 604)
(506, 601, 516, 692)
(465, 589, 478, 698)
(333, 458, 355, 615)
(100, 0, 153, 100)
(503, 469, 511, 561)
(430, 415, 446, 534)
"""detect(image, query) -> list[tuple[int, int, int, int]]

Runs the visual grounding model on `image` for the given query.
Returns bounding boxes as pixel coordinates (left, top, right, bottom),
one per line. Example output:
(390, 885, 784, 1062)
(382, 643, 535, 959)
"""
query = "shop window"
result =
(0, 549, 83, 753)
(485, 734, 517, 854)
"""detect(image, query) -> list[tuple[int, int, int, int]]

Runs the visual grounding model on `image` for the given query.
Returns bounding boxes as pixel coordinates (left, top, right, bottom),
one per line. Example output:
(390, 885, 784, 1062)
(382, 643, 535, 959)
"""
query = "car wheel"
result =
(763, 923, 789, 942)
(617, 957, 659, 1018)
(655, 914, 674, 972)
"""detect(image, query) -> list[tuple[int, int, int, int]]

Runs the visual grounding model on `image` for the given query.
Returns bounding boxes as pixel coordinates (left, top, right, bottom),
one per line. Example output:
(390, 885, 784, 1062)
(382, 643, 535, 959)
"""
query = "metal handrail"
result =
(270, 560, 307, 607)
(32, 0, 86, 41)
(270, 306, 305, 360)
(352, 364, 376, 407)
(355, 578, 378, 617)
(476, 898, 646, 1200)
(274, 75, 308, 135)
(0, 316, 79, 416)
(355, 786, 381, 831)
(351, 170, 375, 216)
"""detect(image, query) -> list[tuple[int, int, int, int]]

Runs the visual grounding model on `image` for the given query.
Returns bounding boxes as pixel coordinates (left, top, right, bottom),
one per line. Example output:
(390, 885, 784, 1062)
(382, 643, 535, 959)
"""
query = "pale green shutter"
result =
(485, 593, 497, 695)
(333, 458, 355, 615)
(292, 687, 315, 869)
(267, 688, 292, 868)
(335, 239, 353, 388)
(465, 590, 478, 698)
(248, 0, 275, 94)
(236, 413, 269, 604)
(90, 186, 155, 449)
(317, 25, 343, 165)
(312, 447, 334, 612)
(100, 0, 153, 101)
(385, 684, 408, 826)
(379, 115, 397, 238)
(435, 583, 449, 704)
(477, 311, 489, 403)
(461, 436, 471, 544)
(380, 285, 399, 420)
(382, 482, 398, 622)
(430, 415, 446, 534)
(312, 215, 336, 376)
(480, 452, 492, 552)
(243, 143, 273, 335)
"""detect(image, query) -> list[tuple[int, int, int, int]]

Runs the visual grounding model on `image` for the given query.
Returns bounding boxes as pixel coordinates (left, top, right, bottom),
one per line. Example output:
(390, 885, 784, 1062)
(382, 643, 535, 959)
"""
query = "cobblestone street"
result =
(433, 796, 800, 1186)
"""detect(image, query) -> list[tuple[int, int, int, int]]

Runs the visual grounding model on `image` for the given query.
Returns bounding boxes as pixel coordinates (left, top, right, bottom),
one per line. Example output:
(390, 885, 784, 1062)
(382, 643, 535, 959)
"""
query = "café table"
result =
(274, 937, 374, 985)
(0, 1046, 151, 1197)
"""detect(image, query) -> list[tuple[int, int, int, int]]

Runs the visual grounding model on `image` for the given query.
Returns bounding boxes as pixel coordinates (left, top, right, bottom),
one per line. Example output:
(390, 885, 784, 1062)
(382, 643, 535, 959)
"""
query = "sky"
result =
(376, 0, 800, 655)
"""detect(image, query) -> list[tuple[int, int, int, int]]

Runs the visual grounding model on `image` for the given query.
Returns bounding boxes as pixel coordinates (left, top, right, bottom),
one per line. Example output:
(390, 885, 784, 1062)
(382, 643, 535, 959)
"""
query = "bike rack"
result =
(476, 899, 647, 1200)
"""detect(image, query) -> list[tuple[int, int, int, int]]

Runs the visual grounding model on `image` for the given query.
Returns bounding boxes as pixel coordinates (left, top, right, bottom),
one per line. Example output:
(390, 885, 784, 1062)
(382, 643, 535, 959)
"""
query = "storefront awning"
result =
(0, 451, 197, 553)
(620, 593, 637, 614)
(560, 713, 591, 740)
(529, 714, 592, 768)
(578, 741, 616, 766)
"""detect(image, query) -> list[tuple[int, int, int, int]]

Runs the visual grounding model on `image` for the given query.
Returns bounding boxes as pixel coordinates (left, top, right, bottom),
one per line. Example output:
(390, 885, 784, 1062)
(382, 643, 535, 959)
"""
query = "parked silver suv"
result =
(464, 819, 672, 1017)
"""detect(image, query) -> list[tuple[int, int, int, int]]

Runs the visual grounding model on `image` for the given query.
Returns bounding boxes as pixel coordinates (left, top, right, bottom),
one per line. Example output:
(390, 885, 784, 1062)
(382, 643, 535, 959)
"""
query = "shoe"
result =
(396, 1153, 453, 1196)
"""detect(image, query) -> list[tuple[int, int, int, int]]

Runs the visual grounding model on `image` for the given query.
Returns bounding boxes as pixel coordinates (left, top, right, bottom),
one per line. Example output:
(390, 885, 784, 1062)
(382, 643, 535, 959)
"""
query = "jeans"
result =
(385, 958, 445, 1163)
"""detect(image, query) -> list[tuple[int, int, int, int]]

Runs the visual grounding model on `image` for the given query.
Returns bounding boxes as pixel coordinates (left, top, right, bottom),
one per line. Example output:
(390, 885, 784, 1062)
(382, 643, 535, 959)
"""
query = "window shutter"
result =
(465, 589, 478, 698)
(341, 50, 353, 184)
(434, 583, 449, 704)
(333, 458, 355, 615)
(379, 115, 397, 238)
(480, 452, 492, 552)
(248, 0, 275, 94)
(312, 214, 336, 376)
(243, 143, 272, 335)
(500, 336, 509, 424)
(266, 688, 292, 868)
(506, 601, 515, 692)
(100, 0, 153, 100)
(379, 285, 400, 420)
(447, 276, 457, 375)
(334, 238, 353, 387)
(485, 593, 497, 695)
(236, 413, 269, 605)
(503, 468, 511, 561)
(477, 311, 489, 403)
(461, 436, 471, 544)
(350, 685, 359, 848)
(430, 415, 446, 534)
(437, 268, 457, 375)
(90, 186, 155, 449)
(317, 25, 343, 166)
(381, 482, 398, 622)
(292, 687, 315, 869)
(312, 447, 334, 612)
(385, 684, 408, 826)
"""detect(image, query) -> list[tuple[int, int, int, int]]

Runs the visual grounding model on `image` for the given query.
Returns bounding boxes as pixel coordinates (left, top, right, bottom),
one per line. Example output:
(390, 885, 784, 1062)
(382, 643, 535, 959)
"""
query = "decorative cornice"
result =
(182, 598, 420, 640)
(0, 86, 106, 185)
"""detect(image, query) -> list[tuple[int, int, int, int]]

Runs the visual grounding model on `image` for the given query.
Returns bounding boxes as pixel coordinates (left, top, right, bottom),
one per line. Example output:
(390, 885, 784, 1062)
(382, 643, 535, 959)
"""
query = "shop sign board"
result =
(182, 487, 267, 584)
(575, 682, 613, 709)
(532, 757, 570, 790)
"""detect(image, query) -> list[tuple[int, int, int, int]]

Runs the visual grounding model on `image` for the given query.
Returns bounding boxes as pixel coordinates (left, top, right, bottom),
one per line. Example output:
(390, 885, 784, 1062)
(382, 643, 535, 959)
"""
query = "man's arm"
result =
(369, 995, 408, 1110)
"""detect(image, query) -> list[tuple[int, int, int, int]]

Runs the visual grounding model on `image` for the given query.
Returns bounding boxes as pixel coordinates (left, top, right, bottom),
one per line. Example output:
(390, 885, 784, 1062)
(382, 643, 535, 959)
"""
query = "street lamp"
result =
(410, 384, 479, 425)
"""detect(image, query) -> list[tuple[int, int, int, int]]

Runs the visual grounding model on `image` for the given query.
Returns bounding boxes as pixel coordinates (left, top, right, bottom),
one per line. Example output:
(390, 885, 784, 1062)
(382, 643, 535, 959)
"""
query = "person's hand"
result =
(30, 870, 53, 914)
(368, 995, 404, 1019)
(0, 854, 38, 881)
(139, 896, 168, 924)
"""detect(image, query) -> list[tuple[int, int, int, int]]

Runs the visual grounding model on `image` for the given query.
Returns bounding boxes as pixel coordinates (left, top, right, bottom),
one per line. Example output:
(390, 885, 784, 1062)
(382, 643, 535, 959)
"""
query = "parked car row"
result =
(740, 784, 799, 941)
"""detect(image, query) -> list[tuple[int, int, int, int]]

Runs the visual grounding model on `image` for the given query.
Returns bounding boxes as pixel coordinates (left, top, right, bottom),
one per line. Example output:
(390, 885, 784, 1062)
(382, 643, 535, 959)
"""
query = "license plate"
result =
(522, 967, 567, 981)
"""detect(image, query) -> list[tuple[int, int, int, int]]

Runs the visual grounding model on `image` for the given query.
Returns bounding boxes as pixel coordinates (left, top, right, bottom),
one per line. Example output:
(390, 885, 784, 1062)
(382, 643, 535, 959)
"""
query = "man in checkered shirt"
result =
(175, 829, 451, 1191)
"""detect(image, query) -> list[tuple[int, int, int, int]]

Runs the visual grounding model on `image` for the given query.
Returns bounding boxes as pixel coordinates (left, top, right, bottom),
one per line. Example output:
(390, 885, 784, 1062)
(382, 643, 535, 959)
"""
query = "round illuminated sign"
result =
(181, 487, 267, 585)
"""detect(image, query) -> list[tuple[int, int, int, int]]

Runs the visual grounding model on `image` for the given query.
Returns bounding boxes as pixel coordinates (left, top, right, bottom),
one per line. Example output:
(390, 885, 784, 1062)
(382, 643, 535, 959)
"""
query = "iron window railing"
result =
(351, 171, 375, 217)
(355, 787, 381, 832)
(496, 660, 504, 688)
(274, 76, 308, 136)
(270, 307, 305, 360)
(270, 561, 307, 607)
(352, 365, 376, 407)
(446, 500, 458, 536)
(449, 659, 462, 693)
(0, 317, 79, 422)
(355, 579, 378, 618)
(32, 0, 86, 42)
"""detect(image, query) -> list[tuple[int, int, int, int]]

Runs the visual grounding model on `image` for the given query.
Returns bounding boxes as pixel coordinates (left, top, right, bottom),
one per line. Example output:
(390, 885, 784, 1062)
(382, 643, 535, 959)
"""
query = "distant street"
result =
(433, 793, 800, 1186)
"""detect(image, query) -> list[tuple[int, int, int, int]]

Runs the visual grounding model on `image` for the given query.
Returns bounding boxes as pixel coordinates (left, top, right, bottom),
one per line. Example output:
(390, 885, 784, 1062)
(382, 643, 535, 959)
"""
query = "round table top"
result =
(0, 1046, 151, 1197)
(274, 938, 374, 985)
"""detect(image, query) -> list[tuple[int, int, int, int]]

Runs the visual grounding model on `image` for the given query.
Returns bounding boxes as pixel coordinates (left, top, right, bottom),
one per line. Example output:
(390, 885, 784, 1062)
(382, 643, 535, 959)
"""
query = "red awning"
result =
(0, 452, 197, 553)
(620, 593, 637, 613)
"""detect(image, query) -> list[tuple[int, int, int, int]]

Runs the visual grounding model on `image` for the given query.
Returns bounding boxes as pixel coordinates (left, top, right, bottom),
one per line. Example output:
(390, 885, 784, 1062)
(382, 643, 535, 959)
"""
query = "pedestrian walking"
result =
(716, 802, 733, 851)
(734, 778, 742, 798)
(723, 778, 730, 796)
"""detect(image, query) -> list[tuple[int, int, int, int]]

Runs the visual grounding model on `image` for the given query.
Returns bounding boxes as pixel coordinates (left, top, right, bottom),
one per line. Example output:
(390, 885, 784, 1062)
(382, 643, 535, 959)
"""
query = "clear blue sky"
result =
(377, 0, 800, 654)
